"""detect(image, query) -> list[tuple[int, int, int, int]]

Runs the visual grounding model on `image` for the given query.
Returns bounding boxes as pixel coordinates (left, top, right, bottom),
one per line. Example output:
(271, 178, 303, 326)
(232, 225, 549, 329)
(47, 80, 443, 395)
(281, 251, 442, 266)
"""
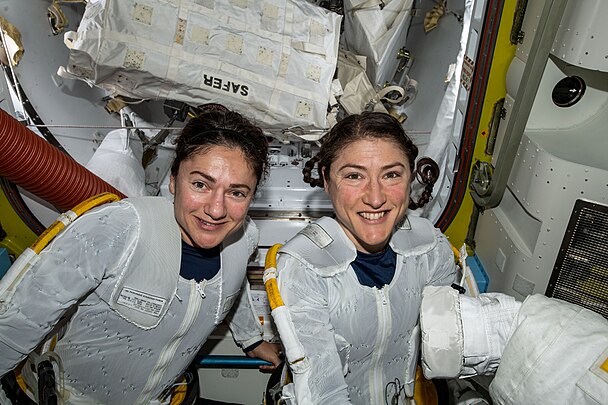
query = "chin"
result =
(364, 234, 392, 248)
(193, 236, 222, 249)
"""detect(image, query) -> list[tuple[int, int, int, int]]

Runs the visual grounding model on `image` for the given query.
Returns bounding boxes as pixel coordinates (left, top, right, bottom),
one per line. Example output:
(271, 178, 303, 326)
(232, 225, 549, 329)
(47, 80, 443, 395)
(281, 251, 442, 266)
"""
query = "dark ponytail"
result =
(409, 157, 440, 210)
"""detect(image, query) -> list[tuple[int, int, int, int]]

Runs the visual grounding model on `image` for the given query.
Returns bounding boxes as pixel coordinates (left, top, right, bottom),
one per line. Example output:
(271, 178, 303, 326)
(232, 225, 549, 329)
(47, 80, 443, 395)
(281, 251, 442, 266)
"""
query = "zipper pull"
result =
(379, 289, 388, 305)
(196, 281, 206, 299)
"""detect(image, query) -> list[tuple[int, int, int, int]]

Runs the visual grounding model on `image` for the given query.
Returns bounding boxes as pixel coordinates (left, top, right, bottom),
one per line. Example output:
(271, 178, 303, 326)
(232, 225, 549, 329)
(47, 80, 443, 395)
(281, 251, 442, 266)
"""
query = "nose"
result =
(363, 178, 386, 209)
(204, 189, 227, 220)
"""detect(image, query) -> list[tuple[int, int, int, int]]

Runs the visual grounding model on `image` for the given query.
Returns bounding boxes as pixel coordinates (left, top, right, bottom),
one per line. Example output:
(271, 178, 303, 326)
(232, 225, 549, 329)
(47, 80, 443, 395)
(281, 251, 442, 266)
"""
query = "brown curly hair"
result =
(302, 112, 438, 209)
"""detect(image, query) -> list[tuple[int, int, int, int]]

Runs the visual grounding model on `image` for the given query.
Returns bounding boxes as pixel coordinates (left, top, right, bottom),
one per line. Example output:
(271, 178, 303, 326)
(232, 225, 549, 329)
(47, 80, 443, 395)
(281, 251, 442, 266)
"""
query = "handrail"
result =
(471, 0, 569, 209)
(196, 355, 272, 368)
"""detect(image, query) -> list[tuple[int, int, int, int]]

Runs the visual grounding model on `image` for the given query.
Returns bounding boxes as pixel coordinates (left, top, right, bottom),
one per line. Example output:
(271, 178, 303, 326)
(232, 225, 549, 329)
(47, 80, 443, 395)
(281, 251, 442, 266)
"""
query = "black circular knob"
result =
(552, 76, 586, 107)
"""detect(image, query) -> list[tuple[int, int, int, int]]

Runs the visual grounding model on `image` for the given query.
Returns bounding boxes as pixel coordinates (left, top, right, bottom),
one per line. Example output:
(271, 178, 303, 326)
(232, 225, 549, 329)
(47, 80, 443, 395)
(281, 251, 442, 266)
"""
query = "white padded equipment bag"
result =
(60, 0, 341, 130)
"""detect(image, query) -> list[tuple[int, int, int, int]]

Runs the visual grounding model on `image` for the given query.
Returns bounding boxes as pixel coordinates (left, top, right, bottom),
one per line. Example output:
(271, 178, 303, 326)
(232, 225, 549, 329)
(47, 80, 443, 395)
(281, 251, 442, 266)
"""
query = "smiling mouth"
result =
(197, 218, 225, 228)
(360, 211, 386, 221)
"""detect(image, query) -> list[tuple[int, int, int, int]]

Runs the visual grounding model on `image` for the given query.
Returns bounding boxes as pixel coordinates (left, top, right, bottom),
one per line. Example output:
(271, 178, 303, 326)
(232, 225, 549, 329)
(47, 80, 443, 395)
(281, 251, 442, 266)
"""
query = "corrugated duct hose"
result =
(0, 108, 126, 212)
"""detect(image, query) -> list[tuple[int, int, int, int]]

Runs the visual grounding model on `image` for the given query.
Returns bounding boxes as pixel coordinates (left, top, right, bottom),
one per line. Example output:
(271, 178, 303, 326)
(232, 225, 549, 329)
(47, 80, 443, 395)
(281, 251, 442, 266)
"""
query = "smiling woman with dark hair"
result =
(273, 112, 457, 404)
(0, 105, 279, 405)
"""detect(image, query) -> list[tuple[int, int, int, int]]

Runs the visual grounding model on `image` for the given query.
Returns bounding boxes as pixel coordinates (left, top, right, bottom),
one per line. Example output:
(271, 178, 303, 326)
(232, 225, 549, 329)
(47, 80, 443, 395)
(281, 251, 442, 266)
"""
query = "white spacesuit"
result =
(420, 285, 608, 405)
(275, 216, 457, 404)
(0, 197, 263, 404)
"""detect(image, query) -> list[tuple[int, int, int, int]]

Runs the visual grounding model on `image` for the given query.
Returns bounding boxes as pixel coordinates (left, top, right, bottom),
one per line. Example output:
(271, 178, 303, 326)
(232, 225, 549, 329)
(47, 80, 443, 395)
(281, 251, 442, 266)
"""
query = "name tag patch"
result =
(300, 223, 333, 249)
(117, 287, 166, 317)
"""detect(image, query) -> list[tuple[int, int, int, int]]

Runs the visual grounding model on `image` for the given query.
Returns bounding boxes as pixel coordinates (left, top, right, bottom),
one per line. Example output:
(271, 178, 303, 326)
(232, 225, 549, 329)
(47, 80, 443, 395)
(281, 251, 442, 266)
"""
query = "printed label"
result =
(461, 55, 474, 91)
(202, 74, 249, 97)
(117, 287, 166, 317)
(300, 223, 333, 249)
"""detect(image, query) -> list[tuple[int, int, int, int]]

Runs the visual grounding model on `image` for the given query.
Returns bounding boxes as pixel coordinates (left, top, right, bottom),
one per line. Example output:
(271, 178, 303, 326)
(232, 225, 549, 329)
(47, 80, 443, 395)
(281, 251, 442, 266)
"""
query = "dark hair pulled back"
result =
(303, 111, 439, 210)
(171, 104, 269, 189)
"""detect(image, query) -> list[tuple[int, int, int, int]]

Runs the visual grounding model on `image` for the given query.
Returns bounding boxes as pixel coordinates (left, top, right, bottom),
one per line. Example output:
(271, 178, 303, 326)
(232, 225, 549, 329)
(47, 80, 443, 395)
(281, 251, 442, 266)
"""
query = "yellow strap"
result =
(15, 370, 28, 395)
(413, 366, 438, 405)
(31, 193, 121, 254)
(264, 244, 284, 310)
(169, 380, 188, 405)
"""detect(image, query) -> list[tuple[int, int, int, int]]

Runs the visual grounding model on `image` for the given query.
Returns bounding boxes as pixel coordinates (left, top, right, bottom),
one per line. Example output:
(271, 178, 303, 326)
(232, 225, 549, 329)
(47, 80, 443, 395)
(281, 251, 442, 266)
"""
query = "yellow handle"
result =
(264, 243, 284, 310)
(31, 193, 121, 254)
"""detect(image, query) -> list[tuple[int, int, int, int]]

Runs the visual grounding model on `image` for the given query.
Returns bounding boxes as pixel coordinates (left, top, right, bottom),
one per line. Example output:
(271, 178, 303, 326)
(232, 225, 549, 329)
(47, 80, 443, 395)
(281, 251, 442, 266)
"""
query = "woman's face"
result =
(170, 145, 257, 249)
(323, 138, 411, 253)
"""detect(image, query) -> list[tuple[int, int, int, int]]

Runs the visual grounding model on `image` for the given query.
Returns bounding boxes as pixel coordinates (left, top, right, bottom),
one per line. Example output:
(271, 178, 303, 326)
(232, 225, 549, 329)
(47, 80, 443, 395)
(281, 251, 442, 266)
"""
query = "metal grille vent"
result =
(546, 199, 608, 319)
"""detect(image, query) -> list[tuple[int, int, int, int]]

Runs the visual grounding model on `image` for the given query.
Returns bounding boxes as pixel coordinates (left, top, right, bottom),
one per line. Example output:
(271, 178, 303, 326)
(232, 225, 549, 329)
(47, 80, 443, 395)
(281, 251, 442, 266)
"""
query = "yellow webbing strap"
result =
(413, 366, 438, 405)
(31, 193, 121, 254)
(264, 243, 284, 311)
(15, 367, 28, 395)
(169, 377, 188, 405)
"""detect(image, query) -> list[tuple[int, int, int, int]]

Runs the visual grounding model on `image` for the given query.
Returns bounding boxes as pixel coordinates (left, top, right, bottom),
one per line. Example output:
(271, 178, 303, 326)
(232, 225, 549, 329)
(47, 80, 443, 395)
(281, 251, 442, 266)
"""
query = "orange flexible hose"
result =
(0, 108, 126, 212)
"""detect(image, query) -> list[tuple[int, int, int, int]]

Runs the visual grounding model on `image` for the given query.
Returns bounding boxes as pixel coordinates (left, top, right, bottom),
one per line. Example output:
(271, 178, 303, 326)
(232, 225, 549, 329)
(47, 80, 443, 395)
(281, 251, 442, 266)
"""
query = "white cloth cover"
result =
(490, 294, 608, 405)
(0, 197, 262, 404)
(343, 0, 413, 86)
(420, 285, 464, 379)
(60, 0, 341, 130)
(85, 128, 147, 197)
(336, 49, 388, 115)
(420, 289, 608, 404)
(336, 49, 412, 116)
(275, 216, 456, 404)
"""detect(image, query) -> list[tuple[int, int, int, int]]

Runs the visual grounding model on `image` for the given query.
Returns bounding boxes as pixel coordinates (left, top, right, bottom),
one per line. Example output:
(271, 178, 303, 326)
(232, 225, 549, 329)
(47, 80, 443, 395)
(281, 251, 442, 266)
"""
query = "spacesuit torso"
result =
(0, 197, 262, 405)
(276, 216, 456, 404)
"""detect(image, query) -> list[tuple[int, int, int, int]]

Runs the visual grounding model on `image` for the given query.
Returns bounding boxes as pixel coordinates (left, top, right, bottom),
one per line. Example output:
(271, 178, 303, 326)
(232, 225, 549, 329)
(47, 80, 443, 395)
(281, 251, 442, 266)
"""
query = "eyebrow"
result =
(190, 171, 252, 192)
(337, 162, 406, 172)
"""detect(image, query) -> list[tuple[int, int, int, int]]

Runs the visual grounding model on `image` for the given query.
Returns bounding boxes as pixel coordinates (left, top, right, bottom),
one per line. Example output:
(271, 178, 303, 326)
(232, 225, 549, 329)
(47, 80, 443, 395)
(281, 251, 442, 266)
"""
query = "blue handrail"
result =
(196, 355, 272, 368)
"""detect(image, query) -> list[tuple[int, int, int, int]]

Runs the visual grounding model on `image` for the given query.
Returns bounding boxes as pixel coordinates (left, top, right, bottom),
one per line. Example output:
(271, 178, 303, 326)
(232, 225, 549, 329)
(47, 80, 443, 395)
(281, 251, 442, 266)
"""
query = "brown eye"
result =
(230, 190, 247, 199)
(345, 173, 362, 180)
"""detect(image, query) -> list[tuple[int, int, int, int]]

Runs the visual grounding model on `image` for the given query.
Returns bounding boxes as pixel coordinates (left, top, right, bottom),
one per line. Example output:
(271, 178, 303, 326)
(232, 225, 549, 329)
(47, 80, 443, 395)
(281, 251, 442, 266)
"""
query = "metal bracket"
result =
(510, 0, 528, 44)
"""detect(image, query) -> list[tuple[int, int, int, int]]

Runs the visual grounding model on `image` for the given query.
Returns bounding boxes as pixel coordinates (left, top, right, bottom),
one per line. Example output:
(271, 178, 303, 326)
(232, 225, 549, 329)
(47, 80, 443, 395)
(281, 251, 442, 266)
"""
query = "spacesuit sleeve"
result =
(0, 202, 137, 377)
(420, 285, 522, 379)
(226, 218, 264, 349)
(276, 254, 352, 405)
(421, 289, 608, 403)
(426, 230, 458, 287)
(227, 277, 264, 349)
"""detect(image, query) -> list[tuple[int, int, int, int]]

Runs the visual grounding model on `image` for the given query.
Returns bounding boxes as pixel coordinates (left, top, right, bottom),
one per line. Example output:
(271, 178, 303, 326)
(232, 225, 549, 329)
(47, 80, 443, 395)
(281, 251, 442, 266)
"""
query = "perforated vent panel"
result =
(546, 199, 608, 319)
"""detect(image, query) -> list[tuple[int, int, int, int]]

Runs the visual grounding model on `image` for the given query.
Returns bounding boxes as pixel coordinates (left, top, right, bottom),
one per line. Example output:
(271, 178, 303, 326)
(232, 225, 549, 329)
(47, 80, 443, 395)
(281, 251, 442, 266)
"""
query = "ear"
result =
(169, 175, 176, 195)
(321, 166, 329, 193)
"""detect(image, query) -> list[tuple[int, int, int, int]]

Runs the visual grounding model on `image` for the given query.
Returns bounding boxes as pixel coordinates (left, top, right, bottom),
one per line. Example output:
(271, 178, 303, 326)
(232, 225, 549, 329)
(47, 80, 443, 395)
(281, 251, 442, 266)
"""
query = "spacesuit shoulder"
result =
(279, 216, 356, 277)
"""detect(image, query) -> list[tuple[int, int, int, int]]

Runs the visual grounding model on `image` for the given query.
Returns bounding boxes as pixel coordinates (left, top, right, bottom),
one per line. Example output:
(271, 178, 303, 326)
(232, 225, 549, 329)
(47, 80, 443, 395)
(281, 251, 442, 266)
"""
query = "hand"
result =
(246, 341, 282, 373)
